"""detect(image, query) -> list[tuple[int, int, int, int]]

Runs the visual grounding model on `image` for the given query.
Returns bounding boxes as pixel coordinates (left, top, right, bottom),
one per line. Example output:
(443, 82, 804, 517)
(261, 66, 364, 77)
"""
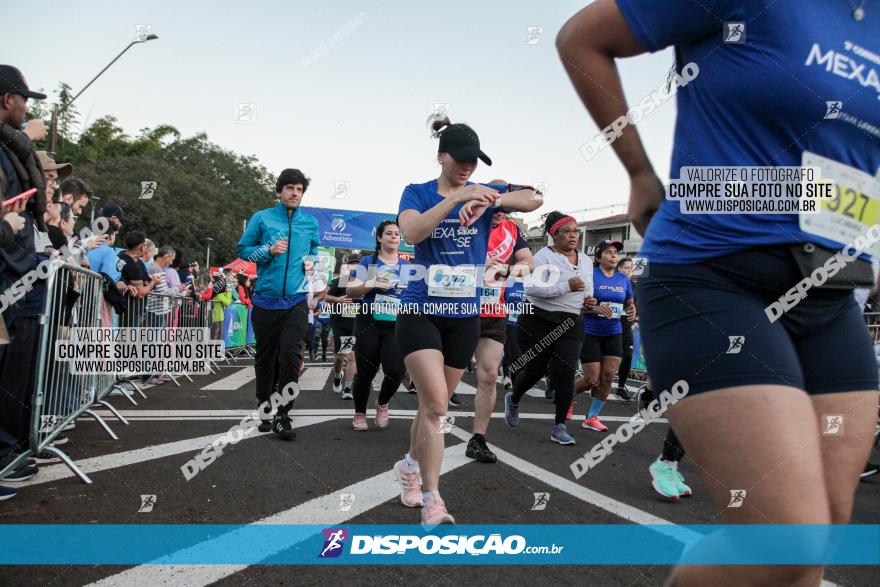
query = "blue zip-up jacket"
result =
(236, 204, 320, 300)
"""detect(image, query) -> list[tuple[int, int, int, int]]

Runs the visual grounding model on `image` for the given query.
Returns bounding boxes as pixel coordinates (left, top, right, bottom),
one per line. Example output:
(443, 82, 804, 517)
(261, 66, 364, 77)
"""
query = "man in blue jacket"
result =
(237, 169, 319, 440)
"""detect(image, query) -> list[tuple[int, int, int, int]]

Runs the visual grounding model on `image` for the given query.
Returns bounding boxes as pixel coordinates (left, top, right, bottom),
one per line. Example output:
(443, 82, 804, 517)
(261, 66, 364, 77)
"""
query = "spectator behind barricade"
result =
(164, 249, 188, 296)
(116, 231, 161, 327)
(224, 269, 240, 303)
(201, 270, 231, 341)
(58, 177, 92, 217)
(36, 151, 71, 217)
(145, 246, 176, 327)
(99, 203, 126, 230)
(236, 273, 252, 308)
(0, 65, 49, 496)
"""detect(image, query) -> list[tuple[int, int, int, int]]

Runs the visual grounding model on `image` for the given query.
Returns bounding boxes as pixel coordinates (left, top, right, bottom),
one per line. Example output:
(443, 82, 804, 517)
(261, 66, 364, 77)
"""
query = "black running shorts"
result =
(395, 313, 481, 369)
(637, 246, 878, 397)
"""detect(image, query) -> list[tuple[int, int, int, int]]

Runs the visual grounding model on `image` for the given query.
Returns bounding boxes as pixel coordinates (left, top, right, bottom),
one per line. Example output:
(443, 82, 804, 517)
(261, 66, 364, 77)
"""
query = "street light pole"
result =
(90, 195, 102, 226)
(48, 34, 159, 153)
(205, 237, 214, 273)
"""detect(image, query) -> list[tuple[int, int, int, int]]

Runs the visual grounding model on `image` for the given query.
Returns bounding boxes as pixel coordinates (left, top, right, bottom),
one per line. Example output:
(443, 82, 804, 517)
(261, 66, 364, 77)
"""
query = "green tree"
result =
(71, 121, 276, 266)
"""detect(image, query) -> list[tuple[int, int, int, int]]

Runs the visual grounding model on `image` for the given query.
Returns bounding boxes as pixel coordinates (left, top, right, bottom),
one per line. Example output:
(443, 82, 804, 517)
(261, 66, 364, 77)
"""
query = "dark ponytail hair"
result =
(429, 114, 451, 138)
(542, 211, 569, 235)
(373, 220, 398, 261)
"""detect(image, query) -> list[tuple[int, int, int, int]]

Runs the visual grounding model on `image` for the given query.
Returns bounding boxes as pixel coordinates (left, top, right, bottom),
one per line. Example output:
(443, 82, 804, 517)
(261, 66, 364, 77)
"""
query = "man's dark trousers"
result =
(252, 301, 308, 415)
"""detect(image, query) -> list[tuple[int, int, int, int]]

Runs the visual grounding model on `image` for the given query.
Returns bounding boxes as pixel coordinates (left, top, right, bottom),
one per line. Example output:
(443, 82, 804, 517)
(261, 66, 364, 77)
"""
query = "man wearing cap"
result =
(236, 168, 320, 440)
(36, 151, 71, 199)
(467, 180, 536, 463)
(0, 65, 49, 491)
(99, 203, 127, 229)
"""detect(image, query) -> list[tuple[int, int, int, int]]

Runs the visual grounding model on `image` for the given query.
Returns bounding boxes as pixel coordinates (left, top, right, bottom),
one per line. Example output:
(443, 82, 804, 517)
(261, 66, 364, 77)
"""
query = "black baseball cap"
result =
(100, 203, 128, 225)
(0, 65, 47, 99)
(595, 240, 624, 257)
(438, 124, 492, 166)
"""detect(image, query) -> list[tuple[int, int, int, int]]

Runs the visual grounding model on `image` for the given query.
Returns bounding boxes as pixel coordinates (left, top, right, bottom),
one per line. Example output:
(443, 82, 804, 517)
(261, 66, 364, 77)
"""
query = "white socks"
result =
(403, 453, 419, 471)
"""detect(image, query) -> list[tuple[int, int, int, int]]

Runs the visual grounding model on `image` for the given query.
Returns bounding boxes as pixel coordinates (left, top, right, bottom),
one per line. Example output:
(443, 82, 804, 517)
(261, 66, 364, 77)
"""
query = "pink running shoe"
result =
(392, 459, 423, 508)
(582, 416, 608, 431)
(566, 400, 577, 421)
(352, 413, 368, 431)
(375, 404, 390, 429)
(421, 493, 455, 528)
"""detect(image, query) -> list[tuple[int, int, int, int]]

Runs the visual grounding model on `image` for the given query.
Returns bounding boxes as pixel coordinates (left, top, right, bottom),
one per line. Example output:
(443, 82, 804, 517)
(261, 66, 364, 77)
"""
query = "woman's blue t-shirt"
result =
(616, 0, 880, 263)
(584, 267, 633, 337)
(398, 179, 504, 318)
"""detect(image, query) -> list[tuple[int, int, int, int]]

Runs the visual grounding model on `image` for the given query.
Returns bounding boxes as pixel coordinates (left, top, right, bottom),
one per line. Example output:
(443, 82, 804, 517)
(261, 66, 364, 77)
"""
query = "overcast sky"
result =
(10, 0, 676, 227)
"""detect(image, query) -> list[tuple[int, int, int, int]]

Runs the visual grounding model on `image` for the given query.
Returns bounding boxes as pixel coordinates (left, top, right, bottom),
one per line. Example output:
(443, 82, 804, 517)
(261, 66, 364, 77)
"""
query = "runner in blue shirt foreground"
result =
(558, 1, 879, 584)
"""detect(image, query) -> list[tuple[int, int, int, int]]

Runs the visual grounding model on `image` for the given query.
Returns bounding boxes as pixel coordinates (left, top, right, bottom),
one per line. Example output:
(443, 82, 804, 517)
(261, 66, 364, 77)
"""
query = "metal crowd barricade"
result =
(140, 290, 214, 385)
(6, 262, 129, 483)
(0, 262, 219, 484)
(864, 311, 880, 343)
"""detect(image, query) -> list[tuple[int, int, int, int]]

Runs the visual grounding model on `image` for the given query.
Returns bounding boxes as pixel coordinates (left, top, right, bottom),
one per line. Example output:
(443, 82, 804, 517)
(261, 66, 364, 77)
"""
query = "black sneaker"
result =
(616, 386, 633, 403)
(448, 392, 462, 407)
(2, 464, 38, 483)
(408, 382, 417, 394)
(272, 415, 297, 441)
(0, 485, 16, 501)
(258, 419, 272, 433)
(861, 462, 879, 479)
(465, 435, 497, 463)
(341, 387, 353, 400)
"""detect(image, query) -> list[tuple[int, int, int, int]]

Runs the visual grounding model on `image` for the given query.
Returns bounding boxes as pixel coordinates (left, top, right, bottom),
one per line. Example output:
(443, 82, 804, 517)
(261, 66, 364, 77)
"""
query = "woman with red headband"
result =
(505, 211, 595, 445)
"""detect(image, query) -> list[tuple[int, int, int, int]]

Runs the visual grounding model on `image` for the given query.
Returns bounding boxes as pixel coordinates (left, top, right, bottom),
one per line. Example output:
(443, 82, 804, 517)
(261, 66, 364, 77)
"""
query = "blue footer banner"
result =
(0, 525, 877, 565)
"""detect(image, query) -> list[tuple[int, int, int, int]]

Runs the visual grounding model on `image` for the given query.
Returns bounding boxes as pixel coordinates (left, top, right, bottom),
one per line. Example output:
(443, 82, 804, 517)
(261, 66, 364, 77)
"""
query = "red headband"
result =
(549, 216, 577, 236)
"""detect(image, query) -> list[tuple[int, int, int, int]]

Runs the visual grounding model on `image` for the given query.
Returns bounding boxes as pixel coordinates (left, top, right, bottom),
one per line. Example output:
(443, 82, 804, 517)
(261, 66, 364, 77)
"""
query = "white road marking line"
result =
(84, 409, 665, 424)
(200, 367, 255, 390)
(447, 426, 840, 587)
(85, 445, 472, 587)
(299, 366, 333, 391)
(22, 416, 336, 487)
(447, 425, 695, 536)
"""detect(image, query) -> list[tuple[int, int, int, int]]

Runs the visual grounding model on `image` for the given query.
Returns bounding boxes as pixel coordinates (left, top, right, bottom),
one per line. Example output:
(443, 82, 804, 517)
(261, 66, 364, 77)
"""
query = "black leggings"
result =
(510, 310, 583, 424)
(662, 428, 686, 462)
(642, 386, 687, 463)
(352, 314, 405, 413)
(501, 323, 521, 379)
(617, 320, 634, 387)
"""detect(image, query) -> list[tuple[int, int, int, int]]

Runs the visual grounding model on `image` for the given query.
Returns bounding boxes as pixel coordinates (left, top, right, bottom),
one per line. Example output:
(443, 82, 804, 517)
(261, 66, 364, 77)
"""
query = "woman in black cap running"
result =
(390, 116, 542, 526)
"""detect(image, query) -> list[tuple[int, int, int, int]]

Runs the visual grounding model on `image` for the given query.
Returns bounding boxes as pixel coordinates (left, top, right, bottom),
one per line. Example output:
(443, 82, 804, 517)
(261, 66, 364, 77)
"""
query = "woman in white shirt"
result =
(504, 211, 595, 445)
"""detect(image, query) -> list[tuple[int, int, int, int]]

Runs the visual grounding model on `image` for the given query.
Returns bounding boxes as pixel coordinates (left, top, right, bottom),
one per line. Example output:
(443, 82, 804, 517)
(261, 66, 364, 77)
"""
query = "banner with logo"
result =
(246, 308, 255, 345)
(302, 206, 414, 253)
(631, 324, 647, 372)
(1, 524, 876, 564)
(222, 303, 248, 349)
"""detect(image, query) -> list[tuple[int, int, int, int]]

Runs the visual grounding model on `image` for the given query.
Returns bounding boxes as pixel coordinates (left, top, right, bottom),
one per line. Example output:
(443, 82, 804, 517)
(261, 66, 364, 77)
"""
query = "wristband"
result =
(492, 198, 502, 209)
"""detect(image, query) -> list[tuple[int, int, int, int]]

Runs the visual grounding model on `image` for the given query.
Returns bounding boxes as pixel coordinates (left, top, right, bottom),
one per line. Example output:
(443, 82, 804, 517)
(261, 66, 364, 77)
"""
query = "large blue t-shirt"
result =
(616, 0, 880, 263)
(398, 180, 504, 318)
(584, 267, 633, 337)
